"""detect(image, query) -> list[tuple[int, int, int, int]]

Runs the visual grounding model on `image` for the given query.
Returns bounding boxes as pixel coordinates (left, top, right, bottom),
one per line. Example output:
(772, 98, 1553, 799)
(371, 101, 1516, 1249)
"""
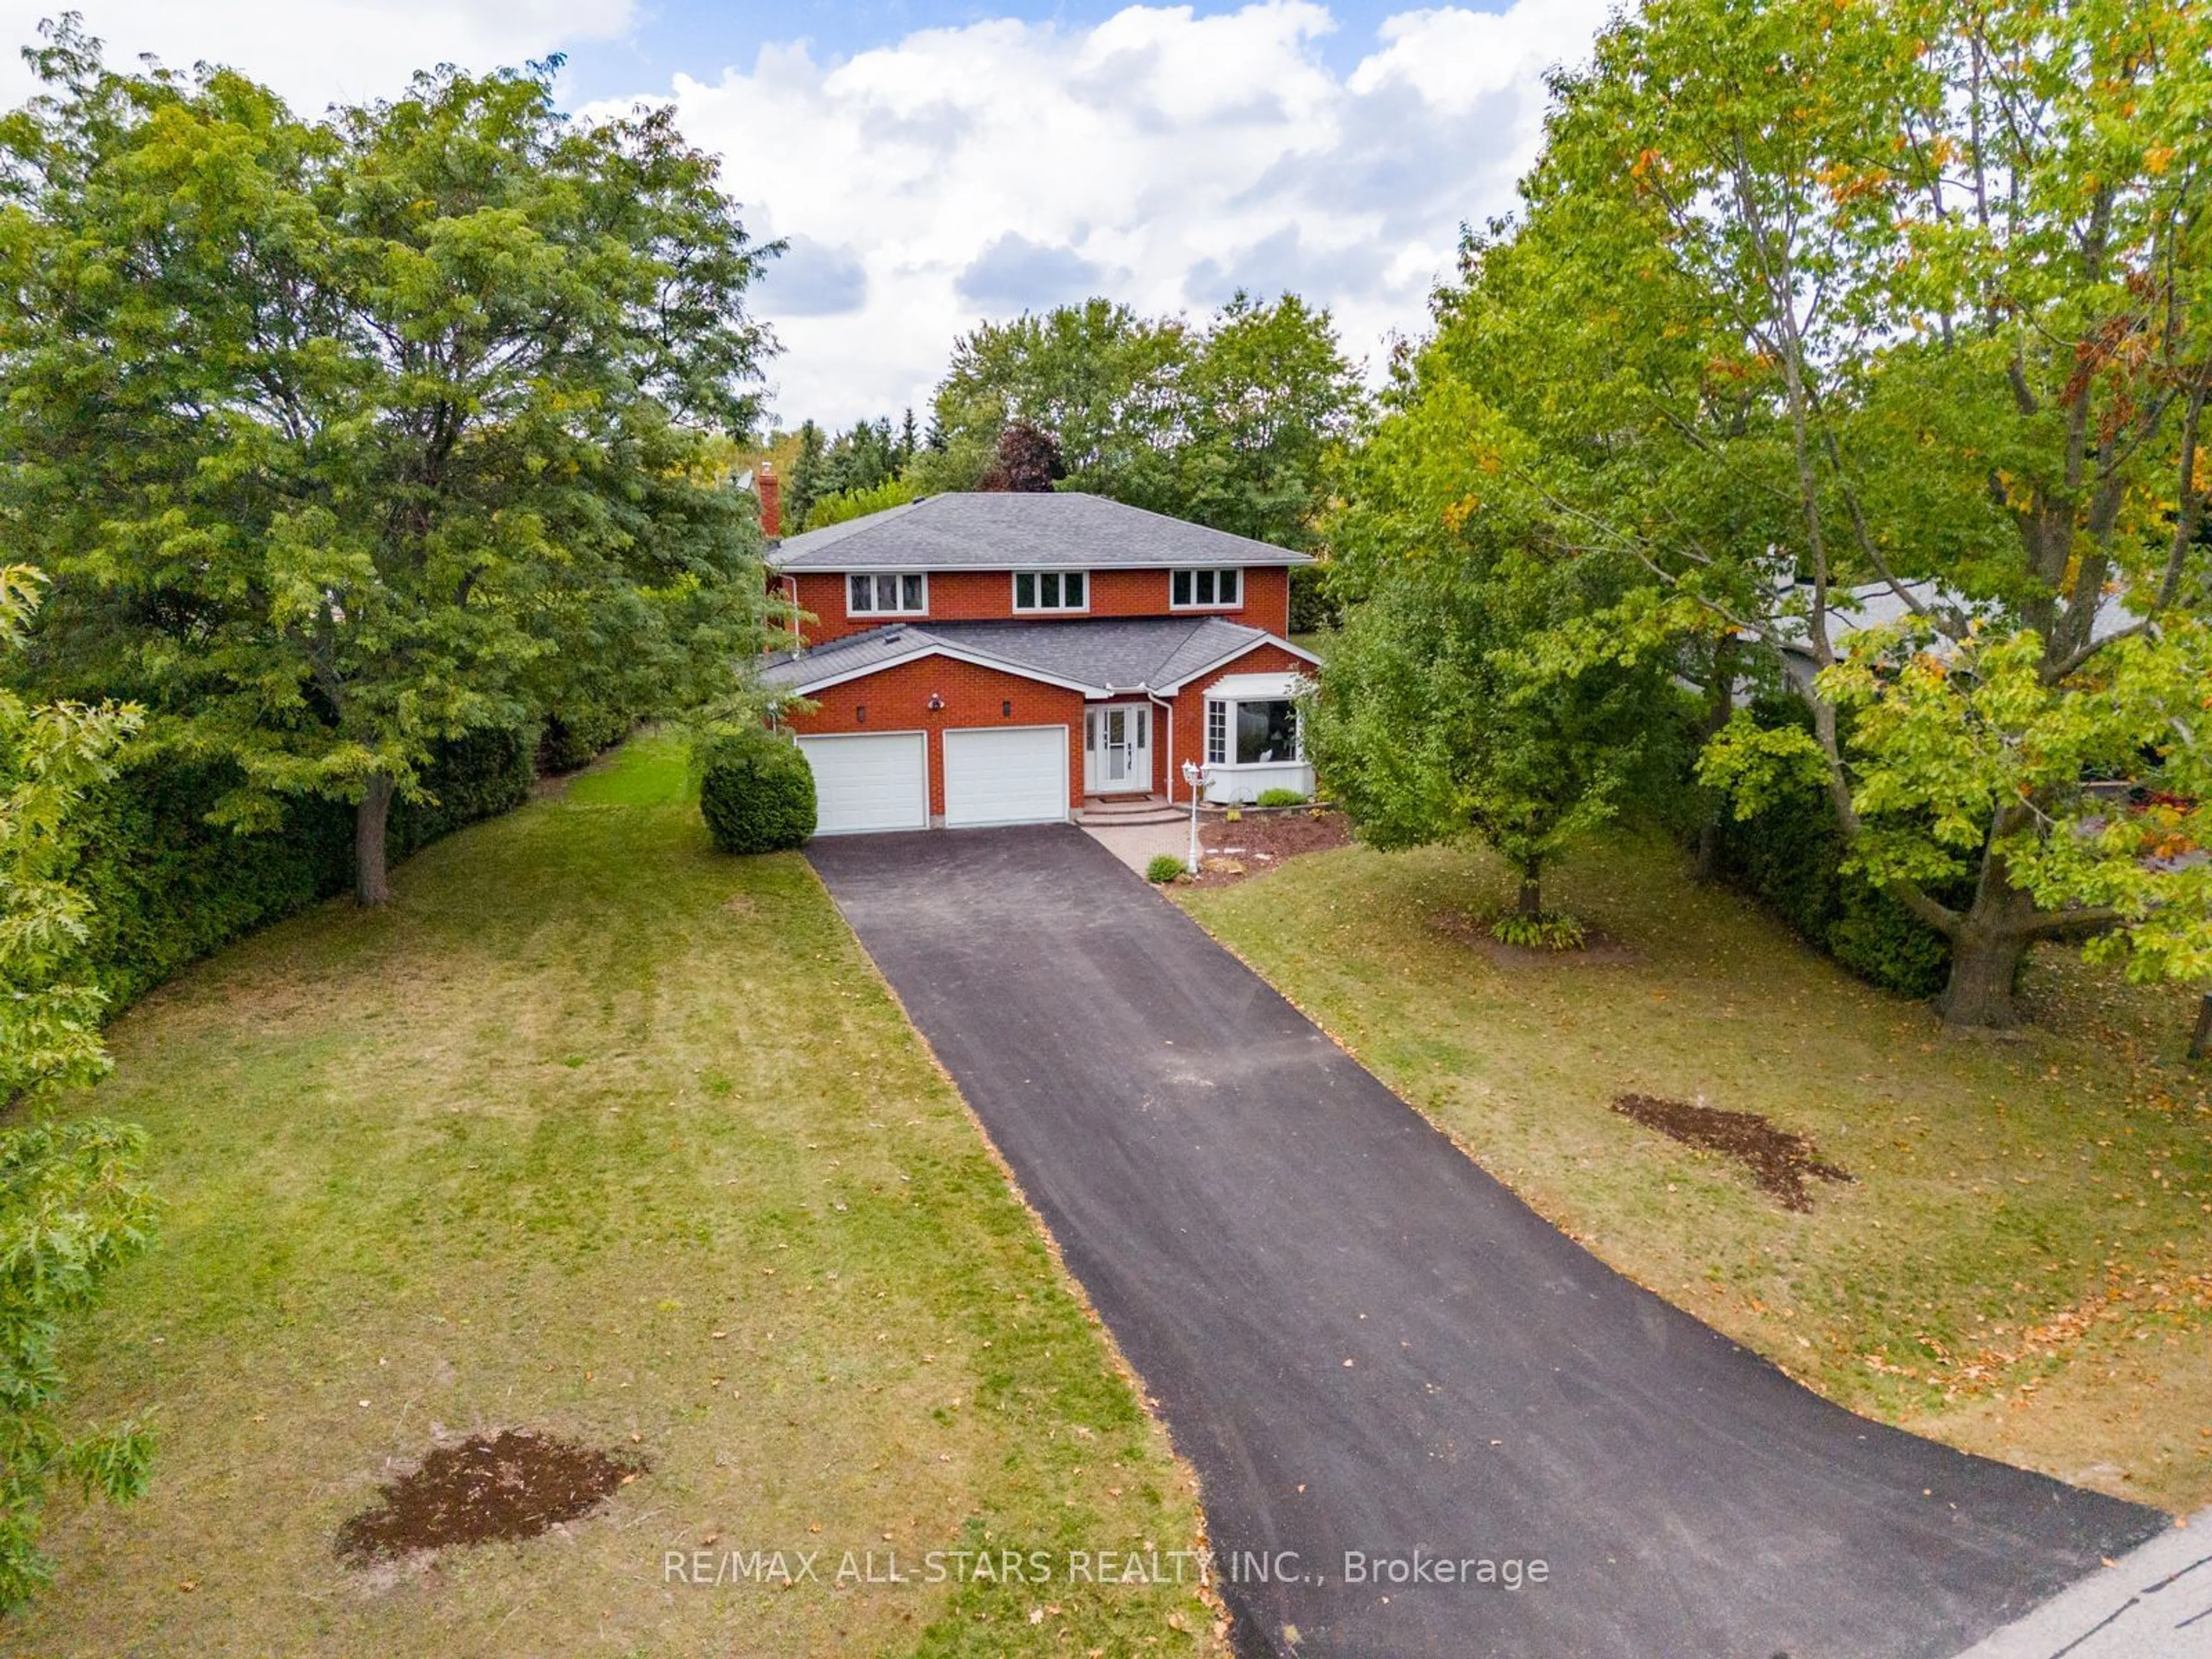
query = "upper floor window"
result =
(1171, 568, 1241, 609)
(1013, 570, 1086, 612)
(849, 572, 926, 616)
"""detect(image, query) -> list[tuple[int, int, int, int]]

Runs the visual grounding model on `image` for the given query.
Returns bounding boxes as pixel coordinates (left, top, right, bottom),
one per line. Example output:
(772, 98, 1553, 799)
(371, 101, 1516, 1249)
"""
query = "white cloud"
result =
(0, 0, 632, 113)
(613, 1, 1609, 426)
(0, 1, 1609, 427)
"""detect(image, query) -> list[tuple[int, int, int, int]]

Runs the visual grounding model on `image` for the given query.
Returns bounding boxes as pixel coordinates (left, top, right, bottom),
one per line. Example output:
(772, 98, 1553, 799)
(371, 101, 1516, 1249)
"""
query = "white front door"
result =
(1084, 703, 1153, 795)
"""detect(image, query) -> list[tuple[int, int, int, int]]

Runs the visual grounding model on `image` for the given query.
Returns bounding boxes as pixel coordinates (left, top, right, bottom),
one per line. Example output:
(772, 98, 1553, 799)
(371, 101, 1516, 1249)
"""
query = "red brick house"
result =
(757, 491, 1318, 834)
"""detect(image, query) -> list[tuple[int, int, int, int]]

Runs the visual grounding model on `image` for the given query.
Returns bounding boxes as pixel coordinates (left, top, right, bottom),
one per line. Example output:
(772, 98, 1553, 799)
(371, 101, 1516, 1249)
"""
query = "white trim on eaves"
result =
(1153, 634, 1321, 696)
(767, 555, 1309, 574)
(776, 626, 1320, 702)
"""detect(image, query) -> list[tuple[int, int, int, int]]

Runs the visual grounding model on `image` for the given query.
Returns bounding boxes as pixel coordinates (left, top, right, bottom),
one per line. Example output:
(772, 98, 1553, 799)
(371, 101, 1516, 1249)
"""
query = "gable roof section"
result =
(767, 490, 1314, 571)
(756, 616, 1317, 699)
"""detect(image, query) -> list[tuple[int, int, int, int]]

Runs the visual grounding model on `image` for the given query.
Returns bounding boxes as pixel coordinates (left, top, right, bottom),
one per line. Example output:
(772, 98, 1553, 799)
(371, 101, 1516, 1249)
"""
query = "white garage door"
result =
(796, 732, 927, 835)
(942, 726, 1068, 828)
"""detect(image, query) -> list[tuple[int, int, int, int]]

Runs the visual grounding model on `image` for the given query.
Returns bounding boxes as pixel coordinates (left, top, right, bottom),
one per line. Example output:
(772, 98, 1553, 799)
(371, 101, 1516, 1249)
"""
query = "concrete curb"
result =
(1950, 1510, 2212, 1658)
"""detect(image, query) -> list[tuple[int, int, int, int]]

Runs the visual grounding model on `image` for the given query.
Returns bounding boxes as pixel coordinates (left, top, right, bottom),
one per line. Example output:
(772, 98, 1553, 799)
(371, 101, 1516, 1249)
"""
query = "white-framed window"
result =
(1205, 696, 1298, 765)
(1171, 567, 1241, 609)
(847, 571, 927, 616)
(1013, 570, 1087, 612)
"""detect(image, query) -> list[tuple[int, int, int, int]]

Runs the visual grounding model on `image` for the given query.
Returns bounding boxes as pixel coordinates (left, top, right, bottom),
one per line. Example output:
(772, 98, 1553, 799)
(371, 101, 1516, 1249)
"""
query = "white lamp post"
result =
(1180, 759, 1206, 875)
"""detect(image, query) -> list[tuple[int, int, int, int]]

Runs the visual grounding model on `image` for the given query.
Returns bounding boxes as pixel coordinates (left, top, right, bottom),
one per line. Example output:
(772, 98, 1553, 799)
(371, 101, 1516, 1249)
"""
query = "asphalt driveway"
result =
(807, 825, 2166, 1659)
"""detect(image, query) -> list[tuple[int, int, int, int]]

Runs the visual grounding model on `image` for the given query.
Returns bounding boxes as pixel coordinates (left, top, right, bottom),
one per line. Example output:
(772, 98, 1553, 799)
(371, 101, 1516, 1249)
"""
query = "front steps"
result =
(1078, 793, 1188, 827)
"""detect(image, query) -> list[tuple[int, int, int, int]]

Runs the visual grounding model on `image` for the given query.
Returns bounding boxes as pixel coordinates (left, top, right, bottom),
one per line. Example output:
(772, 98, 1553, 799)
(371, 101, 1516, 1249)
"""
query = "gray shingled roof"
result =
(767, 490, 1313, 571)
(756, 616, 1314, 696)
(756, 626, 925, 691)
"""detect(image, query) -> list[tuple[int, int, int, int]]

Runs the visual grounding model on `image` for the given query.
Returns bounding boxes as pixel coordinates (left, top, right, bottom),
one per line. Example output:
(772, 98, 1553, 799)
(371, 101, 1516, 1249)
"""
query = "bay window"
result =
(1199, 671, 1314, 803)
(1206, 698, 1298, 764)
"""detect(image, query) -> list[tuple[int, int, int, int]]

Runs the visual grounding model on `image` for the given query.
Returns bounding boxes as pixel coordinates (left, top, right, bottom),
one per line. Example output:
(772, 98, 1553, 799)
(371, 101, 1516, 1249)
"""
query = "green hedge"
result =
(699, 729, 816, 854)
(1712, 702, 1957, 999)
(70, 725, 535, 1009)
(70, 760, 353, 1008)
(538, 701, 633, 775)
(392, 724, 535, 858)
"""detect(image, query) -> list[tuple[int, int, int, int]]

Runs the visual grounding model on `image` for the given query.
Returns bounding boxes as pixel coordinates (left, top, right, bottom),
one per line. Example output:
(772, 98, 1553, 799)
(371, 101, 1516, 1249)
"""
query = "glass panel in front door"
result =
(1103, 709, 1130, 785)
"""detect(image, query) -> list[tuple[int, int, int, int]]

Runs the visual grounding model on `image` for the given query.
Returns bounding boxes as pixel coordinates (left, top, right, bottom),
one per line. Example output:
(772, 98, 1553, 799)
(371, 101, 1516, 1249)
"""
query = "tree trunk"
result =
(1935, 924, 2030, 1029)
(355, 772, 395, 907)
(1933, 854, 2040, 1029)
(1517, 866, 1543, 919)
(1694, 821, 1723, 885)
(1694, 636, 1737, 884)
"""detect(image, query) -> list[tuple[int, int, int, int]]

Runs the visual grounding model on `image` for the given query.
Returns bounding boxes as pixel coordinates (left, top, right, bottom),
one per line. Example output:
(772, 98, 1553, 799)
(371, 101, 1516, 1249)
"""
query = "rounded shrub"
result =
(1254, 787, 1310, 809)
(698, 729, 816, 854)
(1144, 853, 1185, 884)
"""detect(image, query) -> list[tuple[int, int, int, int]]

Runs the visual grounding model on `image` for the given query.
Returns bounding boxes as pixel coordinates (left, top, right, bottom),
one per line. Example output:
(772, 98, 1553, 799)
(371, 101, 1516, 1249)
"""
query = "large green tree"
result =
(0, 25, 781, 904)
(1173, 292, 1364, 552)
(922, 298, 1192, 501)
(918, 291, 1362, 554)
(1358, 0, 2212, 1027)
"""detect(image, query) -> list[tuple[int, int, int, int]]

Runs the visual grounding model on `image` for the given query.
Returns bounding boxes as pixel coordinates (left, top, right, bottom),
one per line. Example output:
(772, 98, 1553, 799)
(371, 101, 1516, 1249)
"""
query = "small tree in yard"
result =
(0, 567, 157, 1612)
(1, 27, 781, 906)
(1312, 562, 1671, 943)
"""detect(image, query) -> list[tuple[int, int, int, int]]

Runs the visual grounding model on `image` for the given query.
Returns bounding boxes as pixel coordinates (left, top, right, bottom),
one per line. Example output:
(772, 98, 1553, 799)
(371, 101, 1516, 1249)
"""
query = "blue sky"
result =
(0, 1, 1609, 425)
(559, 0, 1425, 101)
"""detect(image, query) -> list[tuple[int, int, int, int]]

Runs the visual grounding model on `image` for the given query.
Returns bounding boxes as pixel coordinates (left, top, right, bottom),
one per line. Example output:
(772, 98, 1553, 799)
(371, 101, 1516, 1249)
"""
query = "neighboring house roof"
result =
(1768, 578, 2139, 694)
(766, 490, 1315, 571)
(1774, 578, 2134, 656)
(757, 616, 1318, 699)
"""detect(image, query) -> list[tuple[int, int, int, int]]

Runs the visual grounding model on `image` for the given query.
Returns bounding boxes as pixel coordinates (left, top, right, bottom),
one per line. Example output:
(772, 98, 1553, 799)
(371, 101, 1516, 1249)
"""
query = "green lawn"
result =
(1182, 832, 2212, 1515)
(24, 736, 1219, 1657)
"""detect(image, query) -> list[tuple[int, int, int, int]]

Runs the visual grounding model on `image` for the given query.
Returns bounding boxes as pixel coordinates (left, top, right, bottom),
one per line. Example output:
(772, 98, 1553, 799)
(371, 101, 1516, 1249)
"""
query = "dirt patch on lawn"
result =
(1184, 810, 1351, 888)
(1429, 908, 1638, 967)
(1611, 1093, 1852, 1211)
(336, 1429, 645, 1565)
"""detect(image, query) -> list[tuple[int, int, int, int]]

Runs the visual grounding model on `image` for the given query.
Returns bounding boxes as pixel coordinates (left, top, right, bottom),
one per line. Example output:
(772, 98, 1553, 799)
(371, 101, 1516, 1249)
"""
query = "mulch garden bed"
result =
(1611, 1092, 1852, 1211)
(1427, 907, 1639, 967)
(336, 1429, 645, 1565)
(1183, 808, 1353, 888)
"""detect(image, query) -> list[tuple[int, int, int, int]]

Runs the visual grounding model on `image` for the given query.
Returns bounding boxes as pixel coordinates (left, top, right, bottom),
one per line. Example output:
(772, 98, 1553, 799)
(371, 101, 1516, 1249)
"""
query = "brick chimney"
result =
(756, 463, 782, 539)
